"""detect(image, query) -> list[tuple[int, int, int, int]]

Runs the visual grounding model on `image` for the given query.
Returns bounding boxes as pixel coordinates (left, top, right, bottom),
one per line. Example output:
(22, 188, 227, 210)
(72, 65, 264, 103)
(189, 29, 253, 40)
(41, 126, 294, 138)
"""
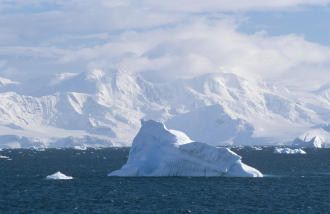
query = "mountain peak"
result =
(85, 70, 105, 80)
(313, 83, 330, 94)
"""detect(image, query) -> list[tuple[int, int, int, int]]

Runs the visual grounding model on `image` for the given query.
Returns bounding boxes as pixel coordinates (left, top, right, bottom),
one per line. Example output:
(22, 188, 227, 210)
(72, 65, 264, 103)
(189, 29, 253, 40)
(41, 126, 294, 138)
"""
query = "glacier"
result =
(108, 120, 262, 177)
(274, 148, 306, 154)
(0, 69, 330, 148)
(45, 172, 73, 180)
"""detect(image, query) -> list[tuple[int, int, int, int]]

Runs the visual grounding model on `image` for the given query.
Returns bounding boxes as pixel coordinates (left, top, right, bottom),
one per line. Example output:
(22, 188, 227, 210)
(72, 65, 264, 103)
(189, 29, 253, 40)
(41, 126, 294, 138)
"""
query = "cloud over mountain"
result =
(0, 0, 329, 90)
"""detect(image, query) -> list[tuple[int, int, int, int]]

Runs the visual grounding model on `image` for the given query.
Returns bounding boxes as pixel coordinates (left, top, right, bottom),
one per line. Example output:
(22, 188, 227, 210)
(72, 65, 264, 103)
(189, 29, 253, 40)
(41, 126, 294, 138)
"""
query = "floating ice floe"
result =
(29, 146, 38, 150)
(274, 148, 306, 154)
(45, 171, 73, 180)
(29, 146, 45, 151)
(74, 145, 87, 150)
(108, 120, 263, 177)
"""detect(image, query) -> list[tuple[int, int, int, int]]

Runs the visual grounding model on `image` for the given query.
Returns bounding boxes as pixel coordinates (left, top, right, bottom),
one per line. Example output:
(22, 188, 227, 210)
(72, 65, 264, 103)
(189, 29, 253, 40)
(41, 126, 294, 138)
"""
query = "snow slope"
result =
(0, 69, 329, 148)
(108, 120, 262, 177)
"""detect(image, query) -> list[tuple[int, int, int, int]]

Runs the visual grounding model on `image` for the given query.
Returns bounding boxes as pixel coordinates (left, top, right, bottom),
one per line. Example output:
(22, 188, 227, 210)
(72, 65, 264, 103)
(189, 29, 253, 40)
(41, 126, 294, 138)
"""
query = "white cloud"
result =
(1, 18, 329, 89)
(0, 1, 329, 90)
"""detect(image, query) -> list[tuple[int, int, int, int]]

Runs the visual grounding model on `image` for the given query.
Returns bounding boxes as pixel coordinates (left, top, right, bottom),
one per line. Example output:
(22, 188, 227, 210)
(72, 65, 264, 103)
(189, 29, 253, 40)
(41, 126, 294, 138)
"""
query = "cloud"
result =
(1, 66, 20, 79)
(0, 0, 329, 39)
(1, 18, 329, 89)
(0, 60, 6, 68)
(2, 0, 330, 12)
(142, 0, 330, 12)
(0, 1, 329, 90)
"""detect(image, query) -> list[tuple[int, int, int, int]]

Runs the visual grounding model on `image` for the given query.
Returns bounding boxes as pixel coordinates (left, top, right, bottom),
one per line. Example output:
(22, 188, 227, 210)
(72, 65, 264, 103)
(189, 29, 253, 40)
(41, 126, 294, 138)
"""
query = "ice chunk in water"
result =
(46, 171, 73, 180)
(274, 148, 306, 154)
(108, 120, 262, 177)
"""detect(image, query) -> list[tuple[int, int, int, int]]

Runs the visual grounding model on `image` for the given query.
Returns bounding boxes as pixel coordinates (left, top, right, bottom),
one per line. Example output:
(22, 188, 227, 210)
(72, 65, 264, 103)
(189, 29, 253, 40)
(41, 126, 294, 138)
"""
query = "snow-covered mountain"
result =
(0, 69, 329, 148)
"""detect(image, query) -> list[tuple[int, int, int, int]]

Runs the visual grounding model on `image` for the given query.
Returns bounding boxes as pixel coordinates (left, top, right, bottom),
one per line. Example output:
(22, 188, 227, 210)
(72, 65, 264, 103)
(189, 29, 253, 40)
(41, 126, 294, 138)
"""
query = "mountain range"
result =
(0, 69, 329, 148)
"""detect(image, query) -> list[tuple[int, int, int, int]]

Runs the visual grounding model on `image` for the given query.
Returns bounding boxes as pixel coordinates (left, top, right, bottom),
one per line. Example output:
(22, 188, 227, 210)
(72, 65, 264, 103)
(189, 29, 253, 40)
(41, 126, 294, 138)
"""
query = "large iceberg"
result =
(108, 120, 262, 177)
(274, 148, 306, 154)
(45, 171, 73, 180)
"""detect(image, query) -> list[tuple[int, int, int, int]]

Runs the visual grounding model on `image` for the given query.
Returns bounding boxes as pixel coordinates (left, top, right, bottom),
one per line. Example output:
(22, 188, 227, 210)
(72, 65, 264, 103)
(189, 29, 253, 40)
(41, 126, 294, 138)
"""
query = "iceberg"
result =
(29, 146, 45, 151)
(108, 120, 262, 177)
(274, 148, 306, 154)
(74, 145, 87, 150)
(45, 171, 73, 180)
(29, 146, 38, 150)
(291, 128, 329, 148)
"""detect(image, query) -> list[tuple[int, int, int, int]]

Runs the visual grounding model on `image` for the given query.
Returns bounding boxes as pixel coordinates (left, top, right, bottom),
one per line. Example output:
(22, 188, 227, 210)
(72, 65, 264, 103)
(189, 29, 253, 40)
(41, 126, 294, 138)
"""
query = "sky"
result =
(0, 0, 330, 90)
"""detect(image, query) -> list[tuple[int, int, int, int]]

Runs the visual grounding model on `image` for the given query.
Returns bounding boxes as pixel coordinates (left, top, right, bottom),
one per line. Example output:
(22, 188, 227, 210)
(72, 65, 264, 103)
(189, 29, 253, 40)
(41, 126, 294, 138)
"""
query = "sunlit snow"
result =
(0, 70, 329, 148)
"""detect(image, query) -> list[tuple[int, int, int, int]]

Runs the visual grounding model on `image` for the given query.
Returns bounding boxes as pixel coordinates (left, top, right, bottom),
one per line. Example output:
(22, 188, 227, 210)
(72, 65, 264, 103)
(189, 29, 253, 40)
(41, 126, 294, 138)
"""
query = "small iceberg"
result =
(74, 145, 87, 150)
(29, 146, 38, 150)
(108, 120, 262, 177)
(45, 172, 73, 180)
(29, 146, 45, 151)
(0, 155, 9, 158)
(274, 148, 306, 154)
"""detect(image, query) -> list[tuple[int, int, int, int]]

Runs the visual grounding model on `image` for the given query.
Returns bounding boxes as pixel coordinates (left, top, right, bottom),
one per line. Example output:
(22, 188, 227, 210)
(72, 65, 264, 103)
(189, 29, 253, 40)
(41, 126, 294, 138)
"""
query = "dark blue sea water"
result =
(1, 147, 330, 214)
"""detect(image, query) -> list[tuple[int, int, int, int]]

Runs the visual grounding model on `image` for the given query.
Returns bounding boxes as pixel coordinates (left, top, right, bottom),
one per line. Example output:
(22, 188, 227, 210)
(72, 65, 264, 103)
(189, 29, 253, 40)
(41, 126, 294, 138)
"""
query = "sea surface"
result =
(1, 147, 330, 213)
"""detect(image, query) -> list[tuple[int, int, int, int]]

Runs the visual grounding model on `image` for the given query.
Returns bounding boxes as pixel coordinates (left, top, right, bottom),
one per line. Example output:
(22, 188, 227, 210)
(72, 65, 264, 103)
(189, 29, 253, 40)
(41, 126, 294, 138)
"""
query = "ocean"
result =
(1, 147, 330, 213)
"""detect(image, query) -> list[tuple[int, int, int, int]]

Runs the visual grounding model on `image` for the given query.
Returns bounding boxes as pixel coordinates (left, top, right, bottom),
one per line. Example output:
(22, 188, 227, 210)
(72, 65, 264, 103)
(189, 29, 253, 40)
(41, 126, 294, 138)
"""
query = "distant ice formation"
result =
(45, 172, 73, 180)
(29, 146, 45, 151)
(291, 128, 330, 148)
(29, 146, 38, 150)
(274, 148, 306, 154)
(74, 145, 87, 150)
(108, 120, 263, 177)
